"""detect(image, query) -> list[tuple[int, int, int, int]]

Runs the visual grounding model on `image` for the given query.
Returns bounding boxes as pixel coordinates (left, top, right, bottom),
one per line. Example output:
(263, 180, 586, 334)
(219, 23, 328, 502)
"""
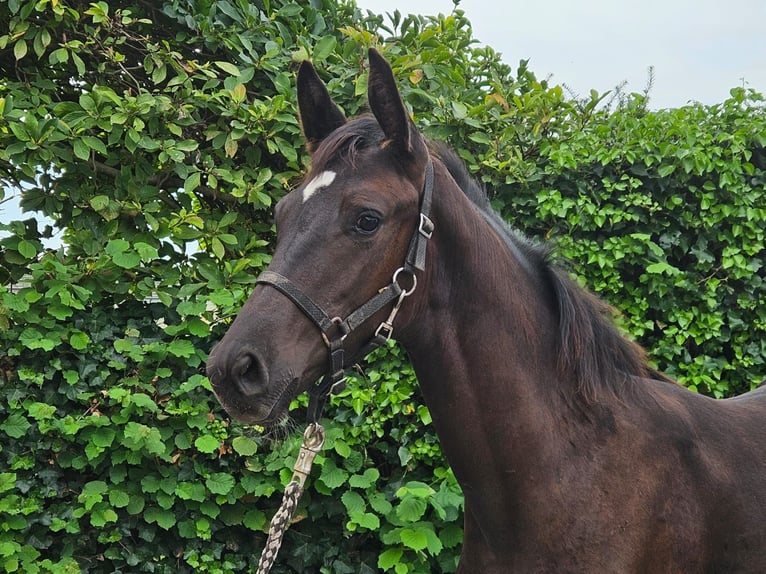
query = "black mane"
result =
(311, 117, 660, 401)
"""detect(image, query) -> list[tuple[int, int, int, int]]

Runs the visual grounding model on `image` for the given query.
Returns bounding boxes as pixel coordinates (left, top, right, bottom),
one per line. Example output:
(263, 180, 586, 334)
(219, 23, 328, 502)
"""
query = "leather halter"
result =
(255, 157, 435, 423)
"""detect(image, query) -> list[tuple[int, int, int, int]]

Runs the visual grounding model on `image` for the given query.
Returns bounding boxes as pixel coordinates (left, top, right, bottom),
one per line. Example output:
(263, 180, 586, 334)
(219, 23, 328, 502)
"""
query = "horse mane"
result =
(310, 117, 664, 402)
(428, 142, 664, 403)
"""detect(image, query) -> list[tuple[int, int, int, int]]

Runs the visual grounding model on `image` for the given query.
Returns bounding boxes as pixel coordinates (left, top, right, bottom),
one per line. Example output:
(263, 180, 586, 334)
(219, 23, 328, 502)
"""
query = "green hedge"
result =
(1, 1, 764, 572)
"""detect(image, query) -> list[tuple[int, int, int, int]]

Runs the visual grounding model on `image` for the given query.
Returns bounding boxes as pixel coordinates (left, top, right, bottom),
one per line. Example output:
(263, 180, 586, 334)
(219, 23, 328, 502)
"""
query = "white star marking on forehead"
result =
(302, 170, 336, 203)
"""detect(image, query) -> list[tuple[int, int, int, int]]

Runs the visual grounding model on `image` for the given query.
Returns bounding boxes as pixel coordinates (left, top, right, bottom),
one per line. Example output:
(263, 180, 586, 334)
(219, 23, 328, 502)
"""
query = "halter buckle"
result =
(418, 213, 434, 239)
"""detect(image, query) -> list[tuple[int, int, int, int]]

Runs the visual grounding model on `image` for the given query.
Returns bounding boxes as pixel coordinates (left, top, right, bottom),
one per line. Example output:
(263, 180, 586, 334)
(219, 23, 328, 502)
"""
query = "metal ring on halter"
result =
(320, 317, 349, 348)
(392, 267, 417, 297)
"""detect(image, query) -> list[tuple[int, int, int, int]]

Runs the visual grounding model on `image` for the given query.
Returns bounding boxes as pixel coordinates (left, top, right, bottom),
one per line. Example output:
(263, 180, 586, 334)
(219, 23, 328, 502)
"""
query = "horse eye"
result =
(355, 213, 381, 234)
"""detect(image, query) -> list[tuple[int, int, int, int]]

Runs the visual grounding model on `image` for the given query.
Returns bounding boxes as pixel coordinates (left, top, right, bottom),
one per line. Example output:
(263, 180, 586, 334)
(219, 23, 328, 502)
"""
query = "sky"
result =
(2, 0, 765, 235)
(357, 0, 766, 109)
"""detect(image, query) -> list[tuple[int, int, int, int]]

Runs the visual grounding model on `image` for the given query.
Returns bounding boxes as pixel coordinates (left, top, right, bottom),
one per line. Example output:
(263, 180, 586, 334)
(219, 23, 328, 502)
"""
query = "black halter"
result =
(255, 158, 435, 423)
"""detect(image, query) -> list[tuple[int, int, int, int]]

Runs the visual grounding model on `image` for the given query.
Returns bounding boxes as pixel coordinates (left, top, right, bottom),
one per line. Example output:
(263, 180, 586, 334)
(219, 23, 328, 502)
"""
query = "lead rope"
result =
(255, 423, 326, 574)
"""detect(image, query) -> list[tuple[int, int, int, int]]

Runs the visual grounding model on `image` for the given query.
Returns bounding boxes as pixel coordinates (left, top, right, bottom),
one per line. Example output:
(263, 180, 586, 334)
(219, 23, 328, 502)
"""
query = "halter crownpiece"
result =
(255, 156, 435, 423)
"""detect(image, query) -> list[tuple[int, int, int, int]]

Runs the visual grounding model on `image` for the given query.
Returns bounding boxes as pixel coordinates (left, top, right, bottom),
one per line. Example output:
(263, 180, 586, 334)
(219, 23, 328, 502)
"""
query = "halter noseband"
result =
(255, 158, 435, 423)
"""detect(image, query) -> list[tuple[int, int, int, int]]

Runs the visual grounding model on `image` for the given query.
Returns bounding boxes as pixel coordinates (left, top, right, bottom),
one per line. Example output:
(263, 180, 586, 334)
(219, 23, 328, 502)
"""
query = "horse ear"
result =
(367, 48, 427, 164)
(297, 60, 347, 152)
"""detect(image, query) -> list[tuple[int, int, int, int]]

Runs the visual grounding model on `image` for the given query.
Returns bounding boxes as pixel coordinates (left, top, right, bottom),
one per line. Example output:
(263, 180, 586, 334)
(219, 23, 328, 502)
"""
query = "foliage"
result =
(527, 91, 766, 395)
(0, 0, 764, 573)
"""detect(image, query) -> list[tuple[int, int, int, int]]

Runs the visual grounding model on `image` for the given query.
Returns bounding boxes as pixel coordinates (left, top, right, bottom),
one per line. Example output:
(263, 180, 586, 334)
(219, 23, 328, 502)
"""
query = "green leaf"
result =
(451, 100, 468, 119)
(168, 339, 195, 358)
(108, 489, 129, 507)
(313, 36, 336, 62)
(657, 164, 676, 177)
(130, 393, 158, 412)
(105, 239, 141, 268)
(348, 468, 379, 489)
(0, 414, 30, 439)
(341, 491, 365, 515)
(82, 136, 107, 155)
(232, 436, 258, 456)
(194, 435, 220, 454)
(134, 242, 158, 262)
(205, 472, 235, 495)
(214, 61, 241, 76)
(395, 496, 427, 522)
(211, 236, 225, 259)
(646, 262, 680, 275)
(123, 422, 165, 455)
(145, 507, 176, 529)
(399, 528, 428, 551)
(47, 304, 73, 320)
(73, 138, 90, 160)
(439, 523, 463, 548)
(91, 427, 116, 448)
(350, 511, 380, 530)
(319, 460, 349, 490)
(17, 240, 37, 259)
(176, 482, 206, 502)
(69, 331, 91, 350)
(14, 39, 27, 60)
(184, 171, 201, 193)
(91, 507, 118, 527)
(334, 439, 351, 458)
(26, 402, 56, 420)
(187, 317, 210, 336)
(378, 548, 404, 571)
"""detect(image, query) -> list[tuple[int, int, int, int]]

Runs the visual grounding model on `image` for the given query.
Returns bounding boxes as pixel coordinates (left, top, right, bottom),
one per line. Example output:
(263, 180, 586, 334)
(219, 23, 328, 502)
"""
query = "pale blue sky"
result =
(358, 0, 766, 109)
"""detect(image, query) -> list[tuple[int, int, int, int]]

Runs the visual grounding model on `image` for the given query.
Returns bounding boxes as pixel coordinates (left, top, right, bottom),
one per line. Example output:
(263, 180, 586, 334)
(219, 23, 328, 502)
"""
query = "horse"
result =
(206, 49, 766, 573)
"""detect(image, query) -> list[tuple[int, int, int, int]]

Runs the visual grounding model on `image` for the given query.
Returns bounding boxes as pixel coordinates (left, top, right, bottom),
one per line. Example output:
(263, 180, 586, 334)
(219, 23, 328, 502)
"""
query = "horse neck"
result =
(397, 165, 575, 496)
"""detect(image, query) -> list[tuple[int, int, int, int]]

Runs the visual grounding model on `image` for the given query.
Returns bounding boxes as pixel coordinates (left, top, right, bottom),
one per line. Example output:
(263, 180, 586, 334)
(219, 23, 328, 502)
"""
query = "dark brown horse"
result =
(207, 49, 766, 573)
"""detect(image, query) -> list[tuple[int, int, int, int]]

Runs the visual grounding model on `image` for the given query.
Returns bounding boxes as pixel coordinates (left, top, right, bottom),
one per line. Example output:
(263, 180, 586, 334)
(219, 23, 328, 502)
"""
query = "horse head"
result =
(207, 50, 433, 426)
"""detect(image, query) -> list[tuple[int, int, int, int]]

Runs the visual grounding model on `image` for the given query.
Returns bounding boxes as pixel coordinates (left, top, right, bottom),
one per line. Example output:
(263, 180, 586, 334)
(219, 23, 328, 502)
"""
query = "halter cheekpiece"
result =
(255, 157, 435, 423)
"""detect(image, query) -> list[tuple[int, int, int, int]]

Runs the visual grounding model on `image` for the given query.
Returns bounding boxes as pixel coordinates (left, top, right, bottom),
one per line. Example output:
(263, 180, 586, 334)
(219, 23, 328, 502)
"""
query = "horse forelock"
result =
(309, 115, 384, 172)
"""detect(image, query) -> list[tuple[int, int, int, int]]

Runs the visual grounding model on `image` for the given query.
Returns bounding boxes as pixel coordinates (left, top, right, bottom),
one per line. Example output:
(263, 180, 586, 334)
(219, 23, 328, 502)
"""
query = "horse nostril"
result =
(231, 352, 268, 397)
